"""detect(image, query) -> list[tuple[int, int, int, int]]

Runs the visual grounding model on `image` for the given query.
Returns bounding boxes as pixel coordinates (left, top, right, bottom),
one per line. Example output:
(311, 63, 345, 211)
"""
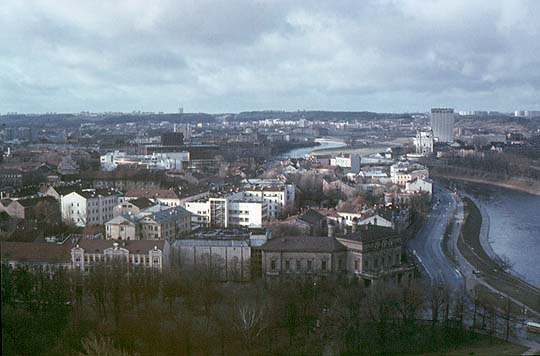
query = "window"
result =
(307, 260, 313, 271)
(338, 259, 343, 270)
(285, 260, 290, 271)
(270, 259, 277, 271)
(354, 260, 359, 272)
(296, 259, 301, 271)
(321, 260, 327, 272)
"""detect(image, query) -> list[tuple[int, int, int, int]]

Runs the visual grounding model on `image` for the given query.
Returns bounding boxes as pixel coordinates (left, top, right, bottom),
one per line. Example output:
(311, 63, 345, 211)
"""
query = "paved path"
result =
(407, 186, 464, 294)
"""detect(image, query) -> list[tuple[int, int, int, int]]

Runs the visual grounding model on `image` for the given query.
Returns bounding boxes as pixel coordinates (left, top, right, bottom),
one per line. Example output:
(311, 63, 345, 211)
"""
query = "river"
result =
(460, 182, 540, 288)
(280, 138, 347, 159)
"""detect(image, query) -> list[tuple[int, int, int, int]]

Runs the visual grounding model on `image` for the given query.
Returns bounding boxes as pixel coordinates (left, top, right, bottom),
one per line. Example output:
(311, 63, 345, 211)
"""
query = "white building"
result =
(431, 108, 454, 143)
(405, 177, 433, 196)
(185, 192, 268, 229)
(100, 151, 190, 172)
(331, 153, 361, 173)
(413, 130, 434, 155)
(105, 215, 138, 240)
(390, 162, 429, 186)
(71, 239, 169, 271)
(124, 188, 182, 207)
(61, 189, 122, 227)
(241, 179, 296, 218)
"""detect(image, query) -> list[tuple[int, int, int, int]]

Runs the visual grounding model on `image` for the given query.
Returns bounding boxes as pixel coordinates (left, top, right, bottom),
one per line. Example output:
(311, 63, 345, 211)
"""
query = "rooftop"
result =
(75, 238, 165, 254)
(1, 241, 71, 264)
(341, 224, 400, 242)
(261, 235, 347, 253)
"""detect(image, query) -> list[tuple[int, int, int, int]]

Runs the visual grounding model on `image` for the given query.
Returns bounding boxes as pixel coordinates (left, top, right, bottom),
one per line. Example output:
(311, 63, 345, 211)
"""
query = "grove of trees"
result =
(1, 262, 499, 356)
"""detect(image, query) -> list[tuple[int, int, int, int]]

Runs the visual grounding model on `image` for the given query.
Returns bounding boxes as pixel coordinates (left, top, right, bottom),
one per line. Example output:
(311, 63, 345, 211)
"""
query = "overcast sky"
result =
(1, 0, 539, 114)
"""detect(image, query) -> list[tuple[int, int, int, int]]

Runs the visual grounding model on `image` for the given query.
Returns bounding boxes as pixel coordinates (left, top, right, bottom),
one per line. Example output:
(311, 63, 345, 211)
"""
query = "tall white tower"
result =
(431, 108, 454, 143)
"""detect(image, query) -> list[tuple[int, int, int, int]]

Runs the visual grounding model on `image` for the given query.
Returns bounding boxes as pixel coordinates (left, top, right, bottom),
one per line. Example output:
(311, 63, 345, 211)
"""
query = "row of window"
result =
(270, 258, 344, 272)
(77, 253, 159, 265)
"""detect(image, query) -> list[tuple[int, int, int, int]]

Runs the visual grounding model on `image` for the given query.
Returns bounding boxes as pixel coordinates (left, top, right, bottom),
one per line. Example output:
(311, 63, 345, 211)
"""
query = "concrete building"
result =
(185, 192, 268, 229)
(172, 229, 268, 281)
(241, 179, 296, 218)
(413, 130, 434, 155)
(431, 108, 454, 143)
(61, 189, 122, 227)
(161, 132, 184, 146)
(331, 153, 361, 173)
(100, 151, 189, 172)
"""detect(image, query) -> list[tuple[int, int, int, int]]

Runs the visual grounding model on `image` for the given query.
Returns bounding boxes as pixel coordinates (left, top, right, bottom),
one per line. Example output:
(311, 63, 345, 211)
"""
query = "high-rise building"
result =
(431, 108, 454, 143)
(161, 132, 184, 146)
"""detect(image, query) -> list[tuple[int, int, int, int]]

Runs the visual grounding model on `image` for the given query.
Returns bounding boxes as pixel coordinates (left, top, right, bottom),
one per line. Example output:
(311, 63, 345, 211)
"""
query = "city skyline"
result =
(1, 0, 540, 113)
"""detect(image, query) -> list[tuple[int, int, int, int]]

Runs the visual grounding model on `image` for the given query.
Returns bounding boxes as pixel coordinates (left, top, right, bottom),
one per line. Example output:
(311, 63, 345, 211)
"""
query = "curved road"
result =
(407, 186, 464, 293)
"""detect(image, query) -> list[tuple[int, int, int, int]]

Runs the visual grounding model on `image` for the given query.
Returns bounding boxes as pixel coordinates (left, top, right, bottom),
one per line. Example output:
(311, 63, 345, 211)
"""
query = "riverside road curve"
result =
(407, 186, 464, 294)
(407, 185, 540, 352)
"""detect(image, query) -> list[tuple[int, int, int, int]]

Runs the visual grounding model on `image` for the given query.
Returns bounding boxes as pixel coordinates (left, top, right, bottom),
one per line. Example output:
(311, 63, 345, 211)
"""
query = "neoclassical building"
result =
(71, 239, 169, 272)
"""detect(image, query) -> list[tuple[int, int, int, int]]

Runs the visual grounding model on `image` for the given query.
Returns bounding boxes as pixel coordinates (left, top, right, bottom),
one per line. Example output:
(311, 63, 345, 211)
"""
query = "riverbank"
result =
(456, 196, 540, 315)
(432, 172, 540, 196)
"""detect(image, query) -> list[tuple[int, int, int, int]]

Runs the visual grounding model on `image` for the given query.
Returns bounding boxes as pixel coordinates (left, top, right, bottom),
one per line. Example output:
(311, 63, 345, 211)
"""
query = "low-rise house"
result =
(125, 188, 182, 207)
(405, 177, 433, 196)
(0, 196, 60, 222)
(71, 239, 169, 271)
(390, 161, 429, 186)
(113, 197, 158, 217)
(1, 240, 72, 270)
(296, 209, 328, 235)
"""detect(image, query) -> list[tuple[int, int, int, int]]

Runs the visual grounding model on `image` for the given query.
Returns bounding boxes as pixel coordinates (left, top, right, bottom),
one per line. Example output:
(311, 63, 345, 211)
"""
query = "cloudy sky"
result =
(1, 0, 539, 113)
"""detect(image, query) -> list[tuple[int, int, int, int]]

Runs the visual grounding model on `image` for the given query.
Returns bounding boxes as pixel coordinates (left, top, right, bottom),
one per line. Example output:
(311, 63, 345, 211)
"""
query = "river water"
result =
(281, 138, 347, 159)
(461, 183, 540, 288)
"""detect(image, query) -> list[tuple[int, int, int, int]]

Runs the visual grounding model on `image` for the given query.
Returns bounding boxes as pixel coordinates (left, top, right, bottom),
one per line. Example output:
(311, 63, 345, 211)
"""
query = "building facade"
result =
(61, 189, 122, 227)
(185, 192, 268, 228)
(71, 239, 169, 271)
(414, 130, 434, 155)
(431, 108, 454, 143)
(260, 236, 348, 280)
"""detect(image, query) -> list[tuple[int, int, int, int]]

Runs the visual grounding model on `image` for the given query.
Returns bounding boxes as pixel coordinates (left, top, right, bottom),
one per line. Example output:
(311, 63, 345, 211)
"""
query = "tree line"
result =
(1, 261, 505, 356)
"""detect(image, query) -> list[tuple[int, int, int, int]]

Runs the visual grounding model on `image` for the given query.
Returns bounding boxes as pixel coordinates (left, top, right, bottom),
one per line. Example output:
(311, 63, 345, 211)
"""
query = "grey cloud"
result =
(0, 0, 539, 113)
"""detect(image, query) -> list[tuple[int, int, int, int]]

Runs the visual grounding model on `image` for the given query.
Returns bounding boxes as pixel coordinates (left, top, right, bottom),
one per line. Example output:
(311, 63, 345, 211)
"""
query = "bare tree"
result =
(234, 302, 266, 354)
(75, 335, 138, 356)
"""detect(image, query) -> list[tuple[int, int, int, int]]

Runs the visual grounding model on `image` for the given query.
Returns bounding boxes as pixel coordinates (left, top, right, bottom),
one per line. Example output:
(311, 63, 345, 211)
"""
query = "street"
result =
(407, 186, 464, 294)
